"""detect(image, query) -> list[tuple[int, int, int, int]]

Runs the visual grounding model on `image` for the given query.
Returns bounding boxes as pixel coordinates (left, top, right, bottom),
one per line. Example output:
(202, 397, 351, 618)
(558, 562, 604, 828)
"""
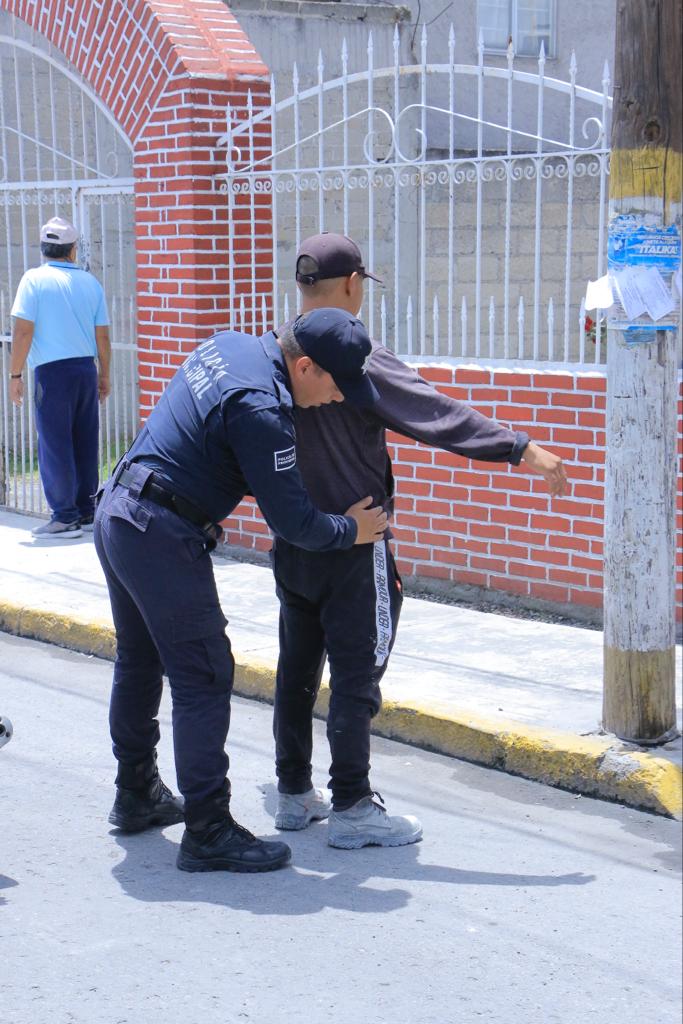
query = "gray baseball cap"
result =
(40, 217, 78, 245)
(296, 232, 383, 285)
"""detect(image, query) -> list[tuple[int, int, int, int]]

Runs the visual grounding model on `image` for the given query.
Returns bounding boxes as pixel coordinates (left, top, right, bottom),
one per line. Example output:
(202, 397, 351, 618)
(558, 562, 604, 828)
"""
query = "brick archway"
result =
(1, 0, 270, 415)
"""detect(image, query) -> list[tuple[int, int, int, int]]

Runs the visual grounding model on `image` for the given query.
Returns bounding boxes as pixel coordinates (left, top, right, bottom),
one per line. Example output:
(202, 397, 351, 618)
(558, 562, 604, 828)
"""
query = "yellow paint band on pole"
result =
(610, 148, 683, 208)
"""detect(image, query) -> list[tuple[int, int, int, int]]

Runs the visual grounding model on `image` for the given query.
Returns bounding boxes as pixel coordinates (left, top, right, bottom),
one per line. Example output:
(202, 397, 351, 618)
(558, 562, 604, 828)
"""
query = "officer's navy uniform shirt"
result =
(262, 335, 530, 524)
(126, 331, 355, 551)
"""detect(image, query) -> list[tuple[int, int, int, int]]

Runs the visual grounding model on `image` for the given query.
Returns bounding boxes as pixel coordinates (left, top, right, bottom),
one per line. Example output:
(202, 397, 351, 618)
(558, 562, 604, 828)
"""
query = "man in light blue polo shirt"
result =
(10, 216, 111, 538)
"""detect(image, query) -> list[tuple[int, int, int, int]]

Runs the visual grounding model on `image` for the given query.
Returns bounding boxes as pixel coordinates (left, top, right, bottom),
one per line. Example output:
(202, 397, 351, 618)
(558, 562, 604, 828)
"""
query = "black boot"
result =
(109, 755, 184, 833)
(177, 815, 291, 873)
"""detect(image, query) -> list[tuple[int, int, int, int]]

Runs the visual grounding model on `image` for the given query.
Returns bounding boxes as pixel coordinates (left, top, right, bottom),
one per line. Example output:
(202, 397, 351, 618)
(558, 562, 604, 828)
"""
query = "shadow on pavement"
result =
(0, 873, 19, 907)
(19, 537, 94, 549)
(111, 826, 594, 917)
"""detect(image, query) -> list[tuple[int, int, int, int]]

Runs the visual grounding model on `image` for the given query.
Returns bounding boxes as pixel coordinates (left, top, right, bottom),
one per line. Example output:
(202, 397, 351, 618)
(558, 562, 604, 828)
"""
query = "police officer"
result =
(94, 309, 387, 873)
(267, 234, 568, 850)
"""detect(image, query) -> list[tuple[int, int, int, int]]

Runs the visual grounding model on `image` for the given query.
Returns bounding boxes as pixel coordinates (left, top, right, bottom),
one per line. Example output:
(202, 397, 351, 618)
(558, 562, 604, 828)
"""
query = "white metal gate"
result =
(0, 16, 138, 516)
(218, 28, 612, 367)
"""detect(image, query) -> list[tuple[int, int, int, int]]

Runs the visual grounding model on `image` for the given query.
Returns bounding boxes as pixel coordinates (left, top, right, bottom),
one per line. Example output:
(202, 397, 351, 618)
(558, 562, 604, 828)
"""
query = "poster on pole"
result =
(604, 214, 681, 335)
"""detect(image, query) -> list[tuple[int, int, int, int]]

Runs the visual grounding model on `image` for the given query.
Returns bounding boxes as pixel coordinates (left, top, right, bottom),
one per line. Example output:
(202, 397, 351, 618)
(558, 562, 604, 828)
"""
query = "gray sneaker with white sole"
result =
(328, 795, 422, 849)
(31, 519, 82, 539)
(275, 787, 332, 830)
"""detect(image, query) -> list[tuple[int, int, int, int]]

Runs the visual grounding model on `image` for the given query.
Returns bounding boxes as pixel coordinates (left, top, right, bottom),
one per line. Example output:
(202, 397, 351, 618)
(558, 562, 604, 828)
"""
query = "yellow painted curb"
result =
(0, 601, 116, 660)
(372, 700, 682, 819)
(1, 601, 680, 819)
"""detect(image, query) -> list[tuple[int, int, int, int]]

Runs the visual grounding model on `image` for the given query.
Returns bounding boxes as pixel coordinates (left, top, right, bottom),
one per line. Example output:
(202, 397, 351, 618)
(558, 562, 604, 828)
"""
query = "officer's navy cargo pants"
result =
(272, 537, 402, 810)
(94, 463, 234, 824)
(34, 356, 99, 524)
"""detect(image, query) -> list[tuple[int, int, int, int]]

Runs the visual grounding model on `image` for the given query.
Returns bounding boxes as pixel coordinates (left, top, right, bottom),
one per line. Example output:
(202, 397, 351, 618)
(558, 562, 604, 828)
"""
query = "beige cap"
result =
(40, 216, 78, 245)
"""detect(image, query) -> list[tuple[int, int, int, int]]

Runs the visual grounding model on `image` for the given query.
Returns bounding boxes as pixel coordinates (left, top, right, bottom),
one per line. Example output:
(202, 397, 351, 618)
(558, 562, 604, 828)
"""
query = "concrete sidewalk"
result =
(0, 508, 680, 816)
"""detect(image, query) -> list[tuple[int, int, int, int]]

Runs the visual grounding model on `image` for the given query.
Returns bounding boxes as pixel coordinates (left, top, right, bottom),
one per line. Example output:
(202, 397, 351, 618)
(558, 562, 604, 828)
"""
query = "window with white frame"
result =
(478, 0, 556, 58)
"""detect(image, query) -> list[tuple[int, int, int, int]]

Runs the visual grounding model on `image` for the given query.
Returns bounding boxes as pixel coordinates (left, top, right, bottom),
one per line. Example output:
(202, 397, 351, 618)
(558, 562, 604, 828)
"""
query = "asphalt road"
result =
(1, 632, 681, 1024)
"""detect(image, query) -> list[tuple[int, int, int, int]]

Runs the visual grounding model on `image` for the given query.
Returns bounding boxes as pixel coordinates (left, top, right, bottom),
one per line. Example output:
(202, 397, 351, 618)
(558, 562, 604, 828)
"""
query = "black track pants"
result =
(272, 537, 403, 810)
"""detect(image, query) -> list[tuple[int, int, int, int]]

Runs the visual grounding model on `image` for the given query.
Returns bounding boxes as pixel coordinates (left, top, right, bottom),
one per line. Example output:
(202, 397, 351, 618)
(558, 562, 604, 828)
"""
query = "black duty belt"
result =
(117, 466, 217, 535)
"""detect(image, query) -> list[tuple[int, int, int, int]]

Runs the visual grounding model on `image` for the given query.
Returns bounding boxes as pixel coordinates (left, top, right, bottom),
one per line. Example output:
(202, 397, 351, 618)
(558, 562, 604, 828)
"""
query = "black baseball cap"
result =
(296, 232, 384, 285)
(291, 308, 379, 408)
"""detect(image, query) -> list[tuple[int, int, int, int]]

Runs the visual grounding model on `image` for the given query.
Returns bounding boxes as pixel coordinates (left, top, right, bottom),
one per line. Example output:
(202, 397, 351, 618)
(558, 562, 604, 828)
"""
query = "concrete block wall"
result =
(227, 0, 611, 360)
(264, 166, 605, 361)
(222, 366, 683, 622)
(230, 68, 605, 360)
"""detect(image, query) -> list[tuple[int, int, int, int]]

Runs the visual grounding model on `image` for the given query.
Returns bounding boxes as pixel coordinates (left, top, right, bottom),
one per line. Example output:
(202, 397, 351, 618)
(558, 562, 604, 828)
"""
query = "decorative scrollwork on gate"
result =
(0, 188, 74, 208)
(215, 36, 614, 368)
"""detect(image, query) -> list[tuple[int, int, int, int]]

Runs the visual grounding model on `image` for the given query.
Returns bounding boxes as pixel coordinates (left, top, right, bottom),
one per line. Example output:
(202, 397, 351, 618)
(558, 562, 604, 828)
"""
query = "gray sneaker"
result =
(31, 520, 83, 539)
(275, 787, 332, 830)
(328, 795, 423, 849)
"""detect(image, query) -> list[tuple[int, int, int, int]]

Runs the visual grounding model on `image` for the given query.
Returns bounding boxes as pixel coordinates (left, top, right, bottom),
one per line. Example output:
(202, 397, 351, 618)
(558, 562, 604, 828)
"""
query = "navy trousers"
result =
(272, 537, 403, 810)
(34, 356, 99, 524)
(93, 463, 234, 826)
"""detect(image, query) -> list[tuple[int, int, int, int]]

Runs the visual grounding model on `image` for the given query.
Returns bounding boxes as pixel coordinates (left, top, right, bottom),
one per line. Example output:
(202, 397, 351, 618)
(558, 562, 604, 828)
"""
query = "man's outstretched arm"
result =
(367, 346, 567, 495)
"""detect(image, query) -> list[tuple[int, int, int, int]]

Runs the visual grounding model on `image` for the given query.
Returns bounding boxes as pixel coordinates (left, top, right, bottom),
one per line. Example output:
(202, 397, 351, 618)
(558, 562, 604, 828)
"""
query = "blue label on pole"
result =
(608, 216, 681, 271)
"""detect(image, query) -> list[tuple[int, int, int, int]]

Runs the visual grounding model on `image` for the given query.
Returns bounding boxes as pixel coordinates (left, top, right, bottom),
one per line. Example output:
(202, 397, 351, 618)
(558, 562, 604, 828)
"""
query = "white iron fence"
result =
(0, 15, 139, 514)
(218, 27, 612, 366)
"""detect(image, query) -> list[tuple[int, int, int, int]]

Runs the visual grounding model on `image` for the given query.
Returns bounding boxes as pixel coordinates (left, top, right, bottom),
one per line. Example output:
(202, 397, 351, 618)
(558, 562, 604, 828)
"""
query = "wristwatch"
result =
(9, 372, 22, 379)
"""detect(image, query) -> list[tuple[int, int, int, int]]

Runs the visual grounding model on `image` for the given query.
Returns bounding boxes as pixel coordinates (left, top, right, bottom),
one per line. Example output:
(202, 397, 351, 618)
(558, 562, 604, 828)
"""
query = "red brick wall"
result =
(224, 365, 683, 620)
(134, 76, 272, 418)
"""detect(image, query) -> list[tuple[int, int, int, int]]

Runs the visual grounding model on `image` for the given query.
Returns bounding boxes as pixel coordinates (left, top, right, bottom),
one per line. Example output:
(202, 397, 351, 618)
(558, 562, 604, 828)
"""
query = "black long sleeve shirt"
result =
(287, 339, 529, 518)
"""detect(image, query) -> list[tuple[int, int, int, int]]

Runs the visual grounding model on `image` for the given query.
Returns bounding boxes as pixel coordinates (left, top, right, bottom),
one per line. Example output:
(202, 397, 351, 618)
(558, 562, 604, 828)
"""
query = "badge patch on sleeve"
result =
(274, 446, 296, 472)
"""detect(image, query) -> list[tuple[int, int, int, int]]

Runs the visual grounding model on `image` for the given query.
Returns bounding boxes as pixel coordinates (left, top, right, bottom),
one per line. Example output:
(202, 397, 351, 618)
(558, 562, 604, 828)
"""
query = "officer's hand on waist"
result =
(346, 496, 388, 545)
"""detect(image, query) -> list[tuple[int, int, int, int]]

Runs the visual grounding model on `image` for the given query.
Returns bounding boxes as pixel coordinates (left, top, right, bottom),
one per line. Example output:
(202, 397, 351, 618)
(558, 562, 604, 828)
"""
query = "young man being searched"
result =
(267, 233, 568, 850)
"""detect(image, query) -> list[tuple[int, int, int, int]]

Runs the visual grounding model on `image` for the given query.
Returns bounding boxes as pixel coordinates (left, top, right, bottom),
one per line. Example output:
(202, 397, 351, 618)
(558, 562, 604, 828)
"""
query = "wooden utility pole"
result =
(603, 0, 681, 742)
